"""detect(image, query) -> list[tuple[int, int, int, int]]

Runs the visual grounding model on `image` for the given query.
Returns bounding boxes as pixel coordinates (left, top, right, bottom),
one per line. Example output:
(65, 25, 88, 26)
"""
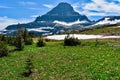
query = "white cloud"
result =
(29, 8, 41, 10)
(81, 11, 107, 16)
(19, 1, 36, 5)
(30, 15, 40, 18)
(0, 5, 12, 8)
(43, 4, 54, 9)
(81, 0, 120, 16)
(0, 16, 34, 30)
(72, 3, 81, 13)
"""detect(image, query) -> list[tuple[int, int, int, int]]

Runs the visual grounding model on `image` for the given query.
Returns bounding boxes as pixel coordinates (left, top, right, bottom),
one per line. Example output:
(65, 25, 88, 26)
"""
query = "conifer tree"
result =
(23, 28, 33, 45)
(15, 23, 24, 50)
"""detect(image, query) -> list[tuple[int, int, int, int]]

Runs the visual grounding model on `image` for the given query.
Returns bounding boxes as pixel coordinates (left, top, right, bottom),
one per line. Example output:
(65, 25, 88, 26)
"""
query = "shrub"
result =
(1, 35, 6, 41)
(15, 35, 24, 50)
(25, 38, 33, 45)
(64, 34, 80, 46)
(6, 36, 15, 46)
(37, 37, 45, 47)
(0, 41, 9, 57)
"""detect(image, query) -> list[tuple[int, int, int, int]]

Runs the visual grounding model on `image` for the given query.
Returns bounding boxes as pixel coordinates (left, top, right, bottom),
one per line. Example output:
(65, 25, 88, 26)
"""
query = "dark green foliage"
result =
(0, 41, 9, 57)
(0, 35, 6, 41)
(64, 34, 80, 46)
(22, 55, 34, 77)
(15, 23, 24, 50)
(25, 38, 33, 45)
(28, 32, 35, 37)
(37, 37, 45, 47)
(6, 36, 15, 46)
(23, 28, 33, 45)
(15, 36, 24, 50)
(23, 28, 28, 44)
(23, 28, 28, 42)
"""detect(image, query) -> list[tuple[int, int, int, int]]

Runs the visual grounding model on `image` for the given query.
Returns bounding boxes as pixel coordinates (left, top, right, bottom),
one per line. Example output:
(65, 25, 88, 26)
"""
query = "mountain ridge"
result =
(1, 2, 120, 36)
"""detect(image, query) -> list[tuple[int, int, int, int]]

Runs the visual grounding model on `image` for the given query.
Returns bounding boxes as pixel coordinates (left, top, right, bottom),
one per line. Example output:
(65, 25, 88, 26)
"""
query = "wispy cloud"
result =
(81, 0, 120, 16)
(43, 4, 54, 9)
(30, 15, 40, 18)
(72, 3, 81, 13)
(0, 5, 12, 8)
(29, 8, 41, 10)
(19, 1, 37, 5)
(0, 16, 34, 30)
(114, 0, 120, 2)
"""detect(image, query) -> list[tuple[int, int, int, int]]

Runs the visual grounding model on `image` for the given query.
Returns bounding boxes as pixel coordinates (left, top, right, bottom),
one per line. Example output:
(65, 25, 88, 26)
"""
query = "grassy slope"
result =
(0, 39, 120, 80)
(80, 27, 120, 35)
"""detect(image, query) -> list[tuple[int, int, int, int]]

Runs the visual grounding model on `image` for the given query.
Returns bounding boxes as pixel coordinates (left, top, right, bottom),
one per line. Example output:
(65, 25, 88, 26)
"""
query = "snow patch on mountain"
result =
(53, 19, 88, 26)
(95, 18, 120, 25)
(28, 28, 49, 32)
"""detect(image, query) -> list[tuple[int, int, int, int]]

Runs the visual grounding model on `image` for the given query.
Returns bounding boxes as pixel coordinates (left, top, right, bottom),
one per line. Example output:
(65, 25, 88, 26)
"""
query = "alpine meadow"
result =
(0, 1, 120, 80)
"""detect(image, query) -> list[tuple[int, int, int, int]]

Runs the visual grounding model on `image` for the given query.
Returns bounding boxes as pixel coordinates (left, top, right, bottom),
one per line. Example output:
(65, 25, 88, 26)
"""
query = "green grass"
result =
(80, 27, 120, 35)
(0, 39, 120, 80)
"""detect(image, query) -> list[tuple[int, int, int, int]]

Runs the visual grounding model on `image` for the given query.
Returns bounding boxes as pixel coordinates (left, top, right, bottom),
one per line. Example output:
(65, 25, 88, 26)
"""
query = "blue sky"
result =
(0, 0, 120, 30)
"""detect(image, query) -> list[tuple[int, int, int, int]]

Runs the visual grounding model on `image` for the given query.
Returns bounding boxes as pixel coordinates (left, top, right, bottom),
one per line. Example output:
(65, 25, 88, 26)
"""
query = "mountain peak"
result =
(35, 2, 90, 22)
(58, 2, 71, 6)
(56, 2, 73, 10)
(46, 2, 75, 16)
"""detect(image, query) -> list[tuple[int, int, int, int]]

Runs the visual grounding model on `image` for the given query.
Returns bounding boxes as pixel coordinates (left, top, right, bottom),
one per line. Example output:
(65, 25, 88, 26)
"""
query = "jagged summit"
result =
(35, 2, 90, 22)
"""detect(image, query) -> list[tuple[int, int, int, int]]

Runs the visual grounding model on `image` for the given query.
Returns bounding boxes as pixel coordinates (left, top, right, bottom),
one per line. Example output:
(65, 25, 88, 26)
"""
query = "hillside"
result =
(0, 39, 120, 79)
(80, 26, 120, 35)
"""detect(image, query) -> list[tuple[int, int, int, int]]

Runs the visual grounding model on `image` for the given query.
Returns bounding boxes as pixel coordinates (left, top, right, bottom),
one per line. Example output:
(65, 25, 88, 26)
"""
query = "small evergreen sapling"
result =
(22, 55, 34, 77)
(23, 28, 33, 45)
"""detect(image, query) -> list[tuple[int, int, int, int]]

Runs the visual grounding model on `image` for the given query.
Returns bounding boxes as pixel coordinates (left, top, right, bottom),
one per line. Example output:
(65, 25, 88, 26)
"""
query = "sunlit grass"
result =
(0, 39, 120, 79)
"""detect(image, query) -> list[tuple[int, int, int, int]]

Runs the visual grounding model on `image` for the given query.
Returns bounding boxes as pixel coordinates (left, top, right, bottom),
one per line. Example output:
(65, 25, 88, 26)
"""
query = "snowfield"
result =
(46, 34, 120, 40)
(94, 18, 120, 26)
(53, 19, 88, 26)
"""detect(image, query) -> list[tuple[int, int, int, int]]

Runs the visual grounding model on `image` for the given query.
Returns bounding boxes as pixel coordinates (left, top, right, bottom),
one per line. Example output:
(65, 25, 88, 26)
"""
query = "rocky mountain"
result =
(89, 16, 120, 28)
(2, 2, 91, 36)
(97, 16, 120, 22)
(95, 16, 120, 25)
(35, 2, 90, 22)
(2, 3, 120, 36)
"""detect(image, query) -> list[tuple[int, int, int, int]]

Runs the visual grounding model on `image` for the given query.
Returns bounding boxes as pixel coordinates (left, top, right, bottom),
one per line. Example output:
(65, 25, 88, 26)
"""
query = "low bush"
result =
(25, 38, 33, 45)
(64, 34, 80, 46)
(0, 41, 9, 57)
(37, 37, 45, 47)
